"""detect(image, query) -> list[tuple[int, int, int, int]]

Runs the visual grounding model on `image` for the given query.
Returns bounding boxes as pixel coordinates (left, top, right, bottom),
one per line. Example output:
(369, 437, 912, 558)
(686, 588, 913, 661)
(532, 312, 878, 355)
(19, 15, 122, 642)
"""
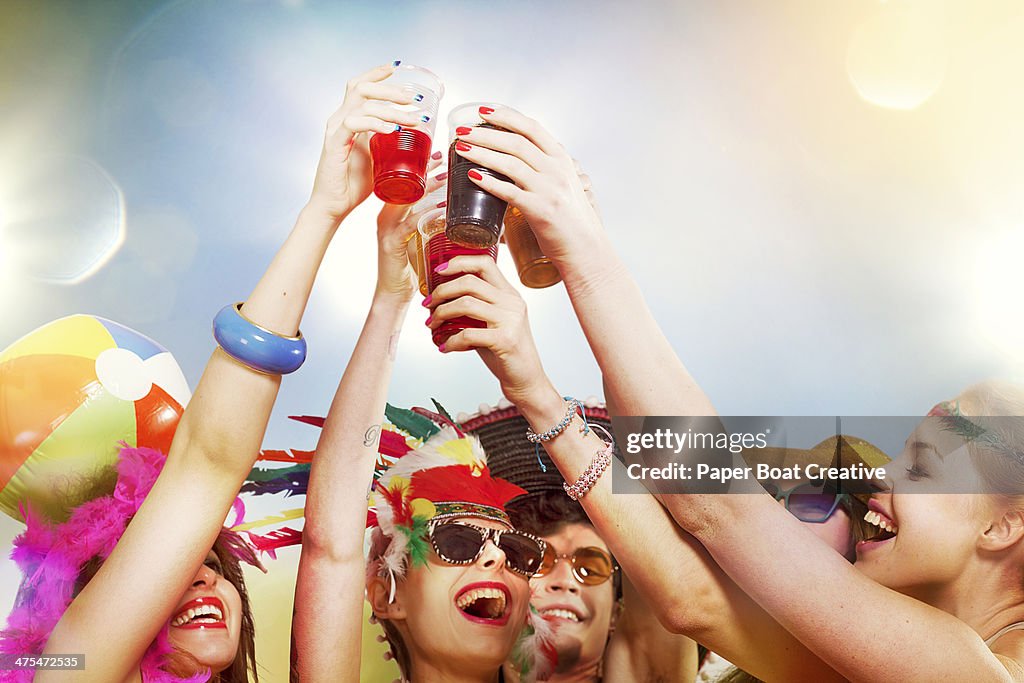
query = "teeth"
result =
(863, 510, 898, 534)
(171, 603, 224, 626)
(456, 587, 507, 618)
(541, 608, 580, 622)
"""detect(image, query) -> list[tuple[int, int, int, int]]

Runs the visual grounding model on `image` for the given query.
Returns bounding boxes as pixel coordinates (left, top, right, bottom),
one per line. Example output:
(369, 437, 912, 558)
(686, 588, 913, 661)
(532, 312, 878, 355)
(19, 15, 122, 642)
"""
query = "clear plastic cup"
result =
(370, 65, 444, 205)
(407, 186, 447, 296)
(418, 207, 498, 348)
(445, 101, 510, 248)
(503, 206, 561, 289)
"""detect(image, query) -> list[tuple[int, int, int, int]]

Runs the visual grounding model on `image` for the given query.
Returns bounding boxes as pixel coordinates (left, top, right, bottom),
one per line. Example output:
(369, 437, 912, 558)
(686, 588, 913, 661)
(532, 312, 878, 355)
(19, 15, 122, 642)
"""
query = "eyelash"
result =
(905, 465, 928, 481)
(205, 558, 223, 574)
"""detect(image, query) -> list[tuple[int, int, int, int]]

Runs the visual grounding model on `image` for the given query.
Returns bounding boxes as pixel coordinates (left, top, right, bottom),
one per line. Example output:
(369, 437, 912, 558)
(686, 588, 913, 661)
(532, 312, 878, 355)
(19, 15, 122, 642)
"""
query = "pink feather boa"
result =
(0, 446, 217, 682)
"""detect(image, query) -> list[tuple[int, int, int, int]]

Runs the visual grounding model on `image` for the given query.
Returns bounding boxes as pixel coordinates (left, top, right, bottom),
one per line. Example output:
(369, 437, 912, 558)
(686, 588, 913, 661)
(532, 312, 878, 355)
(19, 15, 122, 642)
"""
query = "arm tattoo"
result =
(363, 424, 381, 447)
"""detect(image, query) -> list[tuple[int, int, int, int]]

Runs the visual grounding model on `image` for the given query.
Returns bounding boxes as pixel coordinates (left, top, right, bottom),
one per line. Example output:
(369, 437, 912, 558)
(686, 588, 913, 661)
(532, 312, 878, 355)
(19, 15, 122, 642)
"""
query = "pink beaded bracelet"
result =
(563, 441, 614, 501)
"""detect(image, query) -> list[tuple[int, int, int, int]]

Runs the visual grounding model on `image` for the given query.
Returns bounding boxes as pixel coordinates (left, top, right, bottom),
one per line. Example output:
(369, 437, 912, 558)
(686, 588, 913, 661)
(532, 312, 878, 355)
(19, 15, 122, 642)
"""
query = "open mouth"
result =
(455, 582, 511, 626)
(862, 508, 898, 544)
(539, 607, 583, 624)
(171, 596, 226, 630)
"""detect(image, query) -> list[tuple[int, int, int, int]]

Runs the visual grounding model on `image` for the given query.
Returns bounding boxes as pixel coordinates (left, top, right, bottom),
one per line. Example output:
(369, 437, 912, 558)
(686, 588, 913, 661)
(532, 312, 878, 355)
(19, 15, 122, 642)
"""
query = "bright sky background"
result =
(2, 0, 1023, 678)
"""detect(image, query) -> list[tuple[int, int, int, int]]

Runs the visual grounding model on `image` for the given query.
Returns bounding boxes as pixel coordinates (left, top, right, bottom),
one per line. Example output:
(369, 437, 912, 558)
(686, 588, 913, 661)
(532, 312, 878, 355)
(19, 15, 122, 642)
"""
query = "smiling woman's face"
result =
(530, 523, 616, 674)
(855, 418, 991, 597)
(390, 516, 532, 676)
(167, 548, 242, 673)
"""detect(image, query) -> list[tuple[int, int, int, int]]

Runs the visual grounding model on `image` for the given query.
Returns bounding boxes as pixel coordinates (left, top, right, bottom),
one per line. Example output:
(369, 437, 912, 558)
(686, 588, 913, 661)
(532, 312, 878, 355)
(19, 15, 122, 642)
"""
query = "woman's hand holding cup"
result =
(424, 255, 554, 407)
(449, 107, 612, 286)
(306, 64, 425, 227)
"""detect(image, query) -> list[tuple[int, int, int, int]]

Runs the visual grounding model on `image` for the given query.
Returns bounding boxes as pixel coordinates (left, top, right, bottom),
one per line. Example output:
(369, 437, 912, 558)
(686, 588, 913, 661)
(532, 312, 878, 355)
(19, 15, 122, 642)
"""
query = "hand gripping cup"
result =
(370, 64, 444, 204)
(503, 205, 561, 289)
(407, 186, 448, 296)
(419, 207, 499, 348)
(445, 102, 511, 248)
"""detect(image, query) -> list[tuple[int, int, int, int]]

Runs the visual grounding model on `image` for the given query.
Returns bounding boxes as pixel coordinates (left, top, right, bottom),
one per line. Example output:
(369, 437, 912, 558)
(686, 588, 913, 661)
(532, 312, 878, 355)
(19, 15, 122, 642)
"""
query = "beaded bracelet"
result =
(213, 302, 307, 375)
(526, 396, 590, 443)
(563, 441, 614, 501)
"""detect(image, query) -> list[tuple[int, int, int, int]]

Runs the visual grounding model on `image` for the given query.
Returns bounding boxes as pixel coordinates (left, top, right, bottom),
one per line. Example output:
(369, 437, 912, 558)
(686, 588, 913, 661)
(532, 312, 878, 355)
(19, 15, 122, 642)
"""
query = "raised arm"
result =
(293, 153, 445, 682)
(428, 118, 853, 681)
(662, 489, 1023, 682)
(447, 106, 714, 418)
(40, 64, 420, 682)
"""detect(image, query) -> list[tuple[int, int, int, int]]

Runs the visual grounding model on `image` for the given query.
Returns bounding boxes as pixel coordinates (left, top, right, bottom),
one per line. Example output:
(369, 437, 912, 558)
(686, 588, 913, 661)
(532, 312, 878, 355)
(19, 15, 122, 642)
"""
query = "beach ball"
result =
(0, 315, 191, 522)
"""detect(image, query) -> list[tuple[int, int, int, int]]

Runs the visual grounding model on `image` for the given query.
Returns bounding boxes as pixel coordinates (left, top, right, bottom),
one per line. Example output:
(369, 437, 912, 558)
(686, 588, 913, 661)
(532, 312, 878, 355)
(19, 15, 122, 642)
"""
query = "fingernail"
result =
(479, 106, 495, 115)
(455, 126, 472, 136)
(392, 60, 402, 67)
(455, 141, 471, 153)
(425, 315, 433, 326)
(420, 114, 431, 123)
(467, 169, 483, 181)
(434, 261, 449, 274)
(435, 171, 448, 181)
(437, 200, 447, 209)
(439, 342, 447, 352)
(431, 150, 443, 160)
(414, 93, 424, 102)
(422, 295, 433, 307)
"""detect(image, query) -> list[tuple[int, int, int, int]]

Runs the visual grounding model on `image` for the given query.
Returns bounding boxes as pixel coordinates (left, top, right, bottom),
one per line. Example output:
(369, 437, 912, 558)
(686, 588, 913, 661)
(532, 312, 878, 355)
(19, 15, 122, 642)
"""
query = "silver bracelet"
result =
(526, 396, 589, 444)
(564, 441, 614, 501)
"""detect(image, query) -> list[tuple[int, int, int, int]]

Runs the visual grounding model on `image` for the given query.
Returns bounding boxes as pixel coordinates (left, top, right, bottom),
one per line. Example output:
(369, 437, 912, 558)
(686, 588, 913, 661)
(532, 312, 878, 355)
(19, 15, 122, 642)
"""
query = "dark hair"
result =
(507, 490, 622, 599)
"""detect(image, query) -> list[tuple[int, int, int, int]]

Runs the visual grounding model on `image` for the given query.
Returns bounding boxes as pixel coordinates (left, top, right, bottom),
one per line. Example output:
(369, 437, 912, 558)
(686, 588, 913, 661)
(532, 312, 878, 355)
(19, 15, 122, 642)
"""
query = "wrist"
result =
(300, 198, 349, 231)
(557, 237, 630, 298)
(514, 384, 570, 433)
(371, 288, 415, 314)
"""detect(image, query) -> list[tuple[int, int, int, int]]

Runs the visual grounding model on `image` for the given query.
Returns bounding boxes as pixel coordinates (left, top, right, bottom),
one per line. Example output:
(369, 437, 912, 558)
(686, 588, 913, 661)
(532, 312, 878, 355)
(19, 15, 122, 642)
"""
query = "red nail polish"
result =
(422, 295, 432, 307)
(425, 315, 433, 326)
(455, 141, 472, 153)
(467, 169, 483, 181)
(434, 261, 449, 274)
(479, 106, 495, 115)
(437, 200, 448, 209)
(455, 126, 472, 136)
(439, 342, 447, 352)
(431, 151, 443, 160)
(436, 171, 448, 181)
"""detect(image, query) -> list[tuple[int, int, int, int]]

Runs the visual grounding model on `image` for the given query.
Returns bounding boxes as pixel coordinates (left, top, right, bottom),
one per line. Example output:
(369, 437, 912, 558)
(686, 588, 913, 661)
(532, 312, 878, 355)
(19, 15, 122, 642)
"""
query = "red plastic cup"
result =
(371, 65, 444, 204)
(419, 208, 498, 348)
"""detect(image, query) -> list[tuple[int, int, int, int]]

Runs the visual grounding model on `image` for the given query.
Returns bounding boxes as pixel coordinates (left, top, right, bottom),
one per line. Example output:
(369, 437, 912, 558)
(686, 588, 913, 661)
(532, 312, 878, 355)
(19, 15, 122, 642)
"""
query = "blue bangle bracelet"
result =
(213, 302, 307, 375)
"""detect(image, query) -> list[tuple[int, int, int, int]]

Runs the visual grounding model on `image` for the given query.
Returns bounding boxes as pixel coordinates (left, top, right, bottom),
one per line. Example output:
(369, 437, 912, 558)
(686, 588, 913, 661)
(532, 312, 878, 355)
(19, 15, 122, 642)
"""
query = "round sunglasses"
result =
(534, 545, 617, 586)
(766, 482, 849, 523)
(427, 520, 547, 576)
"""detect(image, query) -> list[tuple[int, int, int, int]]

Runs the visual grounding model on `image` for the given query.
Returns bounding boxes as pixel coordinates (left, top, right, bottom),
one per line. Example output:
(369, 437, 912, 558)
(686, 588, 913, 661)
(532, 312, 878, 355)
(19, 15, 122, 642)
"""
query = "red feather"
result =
(289, 415, 326, 427)
(257, 449, 314, 463)
(380, 482, 413, 527)
(410, 465, 528, 509)
(244, 527, 303, 560)
(379, 429, 413, 458)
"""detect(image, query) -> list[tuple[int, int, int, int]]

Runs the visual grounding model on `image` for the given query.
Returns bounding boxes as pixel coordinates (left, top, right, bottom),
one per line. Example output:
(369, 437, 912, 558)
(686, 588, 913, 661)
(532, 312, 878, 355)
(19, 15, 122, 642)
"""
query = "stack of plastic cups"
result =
(418, 207, 499, 348)
(407, 186, 447, 296)
(503, 206, 562, 289)
(370, 65, 444, 204)
(445, 102, 510, 248)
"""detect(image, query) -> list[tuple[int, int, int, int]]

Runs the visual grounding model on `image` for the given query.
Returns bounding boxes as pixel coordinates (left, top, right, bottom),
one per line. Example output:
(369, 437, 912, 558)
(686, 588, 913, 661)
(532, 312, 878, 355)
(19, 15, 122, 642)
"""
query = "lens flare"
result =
(846, 1, 948, 111)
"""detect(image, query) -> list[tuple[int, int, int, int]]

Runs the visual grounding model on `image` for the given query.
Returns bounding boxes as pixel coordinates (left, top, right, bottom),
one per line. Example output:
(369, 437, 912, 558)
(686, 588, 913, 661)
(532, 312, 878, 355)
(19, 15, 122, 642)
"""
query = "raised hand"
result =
(448, 107, 607, 279)
(375, 152, 445, 298)
(425, 255, 554, 406)
(308, 64, 426, 225)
